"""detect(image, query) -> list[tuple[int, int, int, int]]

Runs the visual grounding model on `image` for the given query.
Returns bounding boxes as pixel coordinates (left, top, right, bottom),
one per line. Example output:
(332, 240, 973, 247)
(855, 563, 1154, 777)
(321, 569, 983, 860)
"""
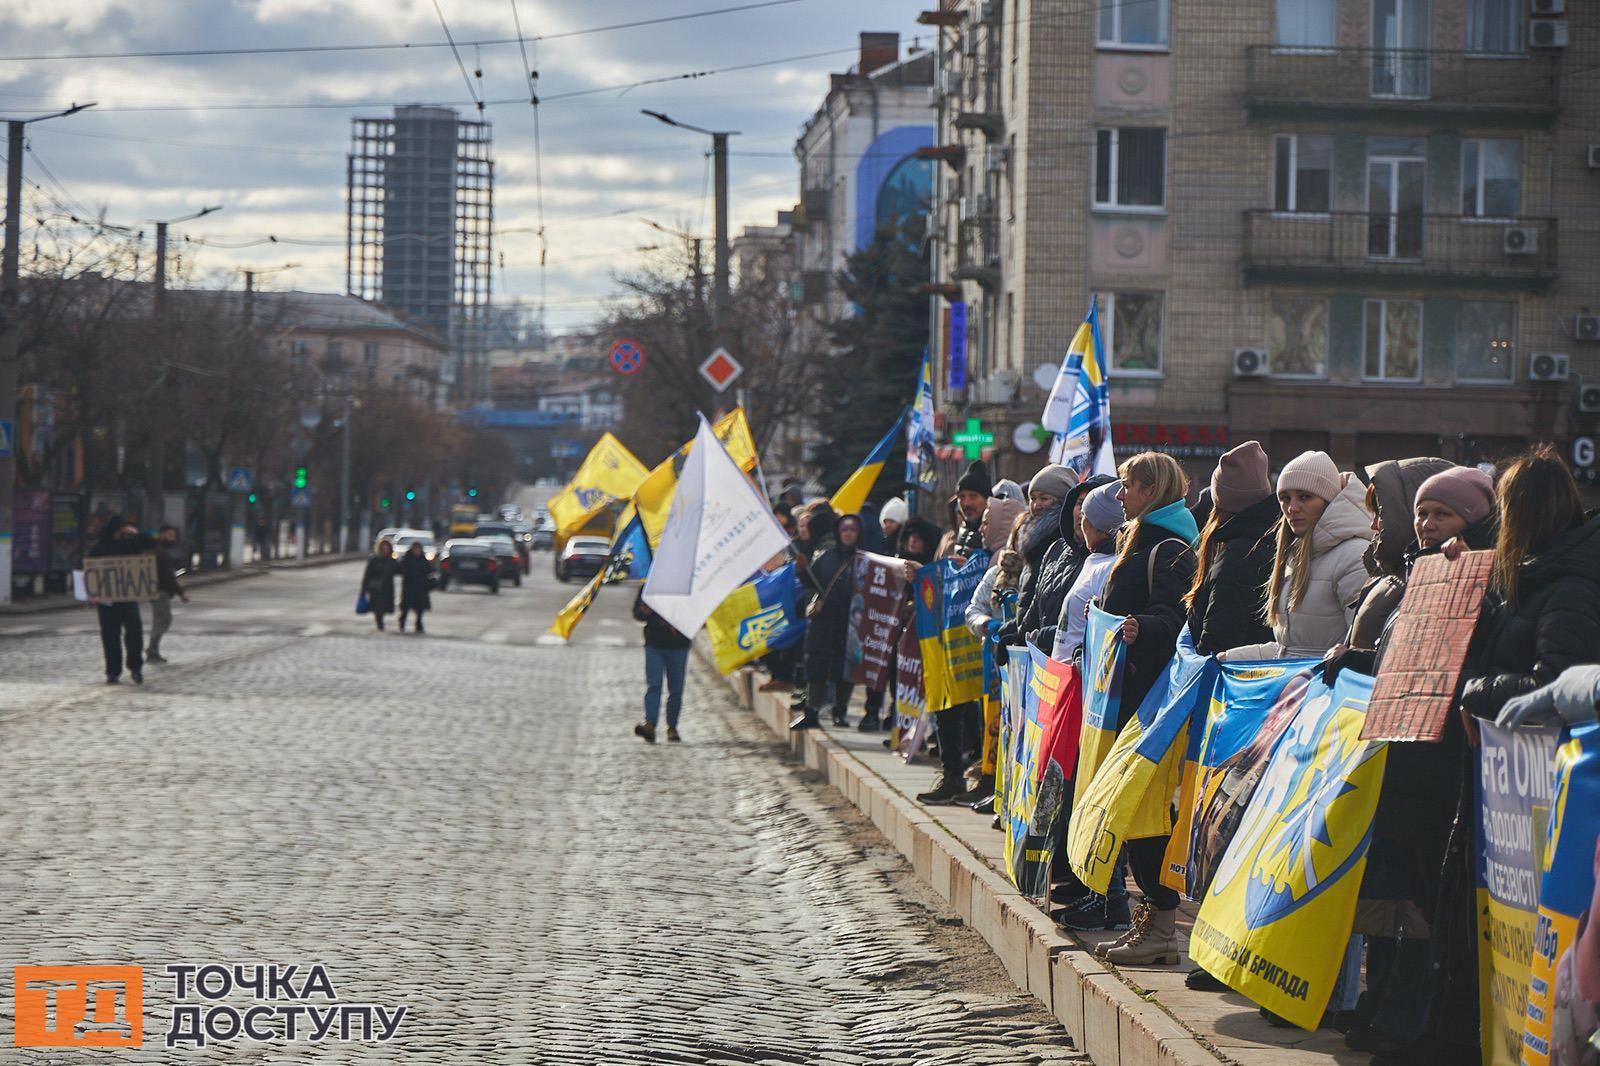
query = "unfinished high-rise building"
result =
(347, 105, 493, 405)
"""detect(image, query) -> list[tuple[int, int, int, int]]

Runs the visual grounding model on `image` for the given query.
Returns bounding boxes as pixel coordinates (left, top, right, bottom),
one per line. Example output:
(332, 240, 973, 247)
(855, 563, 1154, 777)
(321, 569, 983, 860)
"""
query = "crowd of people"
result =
(746, 441, 1600, 1063)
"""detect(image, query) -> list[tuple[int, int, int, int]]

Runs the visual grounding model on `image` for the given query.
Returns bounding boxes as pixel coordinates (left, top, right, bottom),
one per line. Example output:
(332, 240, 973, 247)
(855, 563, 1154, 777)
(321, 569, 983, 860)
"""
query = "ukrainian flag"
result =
(830, 409, 907, 516)
(704, 563, 805, 674)
(1074, 605, 1127, 813)
(547, 432, 649, 536)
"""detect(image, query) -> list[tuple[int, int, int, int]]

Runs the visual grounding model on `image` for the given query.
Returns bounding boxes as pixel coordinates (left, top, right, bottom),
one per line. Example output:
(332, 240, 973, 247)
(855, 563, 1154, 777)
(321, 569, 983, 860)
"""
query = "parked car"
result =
(556, 535, 610, 583)
(476, 534, 523, 587)
(386, 528, 437, 562)
(475, 522, 529, 575)
(437, 539, 499, 593)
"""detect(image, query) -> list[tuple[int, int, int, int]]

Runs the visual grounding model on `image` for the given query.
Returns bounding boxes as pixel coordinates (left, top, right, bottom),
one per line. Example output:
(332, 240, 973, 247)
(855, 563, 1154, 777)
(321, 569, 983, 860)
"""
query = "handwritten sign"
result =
(76, 555, 160, 603)
(1362, 550, 1494, 742)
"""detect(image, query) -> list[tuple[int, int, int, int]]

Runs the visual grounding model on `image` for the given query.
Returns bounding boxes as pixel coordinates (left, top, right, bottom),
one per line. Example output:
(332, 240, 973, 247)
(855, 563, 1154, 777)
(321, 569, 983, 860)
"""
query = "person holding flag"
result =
(633, 588, 692, 744)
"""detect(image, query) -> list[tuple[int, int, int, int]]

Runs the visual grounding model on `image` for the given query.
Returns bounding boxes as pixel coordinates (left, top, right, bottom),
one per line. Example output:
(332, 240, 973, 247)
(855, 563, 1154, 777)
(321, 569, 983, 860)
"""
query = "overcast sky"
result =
(1, 0, 927, 332)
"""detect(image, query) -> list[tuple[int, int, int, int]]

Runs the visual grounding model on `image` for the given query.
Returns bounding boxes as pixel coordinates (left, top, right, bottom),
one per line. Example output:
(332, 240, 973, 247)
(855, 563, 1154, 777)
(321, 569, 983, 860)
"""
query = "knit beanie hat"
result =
(1082, 481, 1125, 535)
(878, 497, 908, 527)
(1028, 463, 1079, 502)
(1276, 450, 1342, 503)
(991, 479, 1025, 502)
(957, 459, 993, 497)
(983, 497, 1026, 552)
(1415, 467, 1496, 525)
(1210, 440, 1271, 515)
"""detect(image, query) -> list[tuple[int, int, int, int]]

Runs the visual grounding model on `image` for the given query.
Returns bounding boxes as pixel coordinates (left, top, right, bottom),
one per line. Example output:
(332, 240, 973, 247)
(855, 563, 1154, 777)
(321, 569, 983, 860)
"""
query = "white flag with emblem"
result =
(642, 416, 791, 637)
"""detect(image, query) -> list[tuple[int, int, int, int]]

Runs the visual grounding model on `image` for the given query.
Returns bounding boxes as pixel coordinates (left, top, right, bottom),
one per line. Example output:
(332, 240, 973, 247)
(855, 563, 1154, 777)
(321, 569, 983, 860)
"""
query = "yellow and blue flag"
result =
(906, 351, 937, 492)
(704, 563, 805, 675)
(913, 551, 990, 712)
(830, 408, 907, 516)
(1074, 605, 1127, 813)
(634, 408, 759, 549)
(1067, 646, 1217, 895)
(604, 507, 652, 583)
(1190, 670, 1388, 1030)
(1042, 301, 1116, 478)
(547, 568, 606, 641)
(547, 432, 649, 536)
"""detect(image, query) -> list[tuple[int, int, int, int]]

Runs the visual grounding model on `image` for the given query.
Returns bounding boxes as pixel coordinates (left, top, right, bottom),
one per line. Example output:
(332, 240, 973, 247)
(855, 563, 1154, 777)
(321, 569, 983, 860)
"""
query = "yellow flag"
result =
(547, 432, 649, 536)
(547, 568, 606, 640)
(635, 409, 760, 548)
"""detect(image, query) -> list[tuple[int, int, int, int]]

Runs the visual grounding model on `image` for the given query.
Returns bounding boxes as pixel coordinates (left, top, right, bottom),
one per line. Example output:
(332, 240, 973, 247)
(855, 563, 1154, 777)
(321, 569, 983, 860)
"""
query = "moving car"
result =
(556, 535, 610, 583)
(386, 528, 437, 562)
(477, 533, 523, 587)
(528, 517, 554, 552)
(436, 539, 499, 593)
(474, 521, 530, 575)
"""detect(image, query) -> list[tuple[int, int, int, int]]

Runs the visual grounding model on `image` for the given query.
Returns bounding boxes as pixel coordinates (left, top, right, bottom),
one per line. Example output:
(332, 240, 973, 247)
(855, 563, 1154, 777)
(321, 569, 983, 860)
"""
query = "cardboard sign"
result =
(76, 555, 160, 603)
(1361, 549, 1494, 742)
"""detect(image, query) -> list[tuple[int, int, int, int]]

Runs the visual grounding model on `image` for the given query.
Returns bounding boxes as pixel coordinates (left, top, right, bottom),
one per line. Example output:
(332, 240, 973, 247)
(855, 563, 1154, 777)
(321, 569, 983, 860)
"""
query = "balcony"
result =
(954, 213, 1000, 289)
(793, 187, 830, 229)
(1241, 210, 1557, 292)
(1244, 47, 1560, 129)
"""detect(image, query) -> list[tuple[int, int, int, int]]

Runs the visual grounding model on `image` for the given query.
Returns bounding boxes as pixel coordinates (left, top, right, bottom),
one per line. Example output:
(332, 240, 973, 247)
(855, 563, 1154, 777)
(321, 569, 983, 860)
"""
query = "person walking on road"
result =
(146, 524, 188, 664)
(88, 515, 154, 685)
(397, 542, 433, 634)
(634, 587, 692, 743)
(362, 540, 397, 631)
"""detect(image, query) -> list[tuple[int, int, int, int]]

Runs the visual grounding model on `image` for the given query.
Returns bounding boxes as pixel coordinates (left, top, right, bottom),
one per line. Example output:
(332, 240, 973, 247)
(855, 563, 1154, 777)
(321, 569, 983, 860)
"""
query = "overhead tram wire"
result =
(509, 0, 548, 328)
(430, 0, 484, 114)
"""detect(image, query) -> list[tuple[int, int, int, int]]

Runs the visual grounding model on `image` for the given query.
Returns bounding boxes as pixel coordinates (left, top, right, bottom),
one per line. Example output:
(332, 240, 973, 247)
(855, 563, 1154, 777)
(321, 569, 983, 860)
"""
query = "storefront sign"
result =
(1111, 424, 1229, 460)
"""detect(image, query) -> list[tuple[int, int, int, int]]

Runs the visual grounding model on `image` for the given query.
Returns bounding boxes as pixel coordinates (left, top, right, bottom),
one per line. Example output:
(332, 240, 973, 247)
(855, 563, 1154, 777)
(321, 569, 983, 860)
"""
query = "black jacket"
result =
(1462, 512, 1600, 720)
(87, 523, 155, 605)
(1018, 474, 1117, 651)
(398, 551, 433, 612)
(153, 543, 184, 596)
(633, 589, 691, 649)
(1185, 495, 1277, 656)
(803, 536, 857, 681)
(1097, 520, 1197, 721)
(362, 555, 396, 614)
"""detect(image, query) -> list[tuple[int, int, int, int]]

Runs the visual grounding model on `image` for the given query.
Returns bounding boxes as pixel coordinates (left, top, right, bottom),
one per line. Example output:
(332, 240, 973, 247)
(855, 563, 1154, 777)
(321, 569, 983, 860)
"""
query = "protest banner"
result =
(1067, 647, 1216, 895)
(704, 564, 805, 675)
(1521, 720, 1600, 1066)
(894, 616, 924, 719)
(1074, 605, 1127, 811)
(1190, 671, 1387, 1030)
(1476, 720, 1562, 1066)
(1363, 550, 1494, 742)
(1170, 659, 1320, 897)
(76, 555, 159, 603)
(847, 551, 908, 689)
(913, 551, 990, 713)
(1000, 646, 1060, 897)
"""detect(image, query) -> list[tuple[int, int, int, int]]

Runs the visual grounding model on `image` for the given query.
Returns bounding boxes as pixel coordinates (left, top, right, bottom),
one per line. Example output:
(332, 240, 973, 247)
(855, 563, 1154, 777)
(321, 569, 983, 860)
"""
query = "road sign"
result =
(609, 338, 645, 376)
(290, 428, 311, 458)
(699, 347, 744, 393)
(226, 467, 254, 493)
(952, 417, 994, 460)
(0, 418, 12, 458)
(290, 487, 311, 508)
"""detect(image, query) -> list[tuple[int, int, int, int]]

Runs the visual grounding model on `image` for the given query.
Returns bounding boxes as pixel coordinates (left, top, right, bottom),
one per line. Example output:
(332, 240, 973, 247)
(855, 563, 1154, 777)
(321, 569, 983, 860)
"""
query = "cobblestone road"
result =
(0, 563, 1080, 1063)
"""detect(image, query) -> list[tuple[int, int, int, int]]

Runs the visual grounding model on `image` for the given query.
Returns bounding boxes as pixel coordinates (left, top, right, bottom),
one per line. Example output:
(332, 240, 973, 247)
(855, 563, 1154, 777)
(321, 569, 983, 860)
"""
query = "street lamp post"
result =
(640, 110, 737, 342)
(0, 102, 95, 605)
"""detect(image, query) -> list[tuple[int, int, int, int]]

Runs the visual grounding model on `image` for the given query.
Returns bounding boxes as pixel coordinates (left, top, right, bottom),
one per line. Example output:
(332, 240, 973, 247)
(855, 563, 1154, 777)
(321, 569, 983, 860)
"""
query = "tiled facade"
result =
(928, 0, 1600, 491)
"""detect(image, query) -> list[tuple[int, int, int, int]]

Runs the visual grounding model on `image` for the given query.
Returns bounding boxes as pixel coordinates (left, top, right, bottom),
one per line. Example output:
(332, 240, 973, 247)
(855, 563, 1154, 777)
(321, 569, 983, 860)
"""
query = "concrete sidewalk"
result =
(708, 653, 1371, 1066)
(1, 552, 365, 616)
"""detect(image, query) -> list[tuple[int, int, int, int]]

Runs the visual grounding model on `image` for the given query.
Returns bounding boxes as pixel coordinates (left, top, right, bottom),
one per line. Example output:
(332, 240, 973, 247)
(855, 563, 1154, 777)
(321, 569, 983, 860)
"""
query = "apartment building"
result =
(927, 0, 1600, 489)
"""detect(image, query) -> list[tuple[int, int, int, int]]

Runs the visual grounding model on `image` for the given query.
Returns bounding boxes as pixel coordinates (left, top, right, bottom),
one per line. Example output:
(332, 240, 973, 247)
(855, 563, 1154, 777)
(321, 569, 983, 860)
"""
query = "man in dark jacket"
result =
(633, 587, 692, 743)
(146, 525, 188, 664)
(87, 515, 154, 684)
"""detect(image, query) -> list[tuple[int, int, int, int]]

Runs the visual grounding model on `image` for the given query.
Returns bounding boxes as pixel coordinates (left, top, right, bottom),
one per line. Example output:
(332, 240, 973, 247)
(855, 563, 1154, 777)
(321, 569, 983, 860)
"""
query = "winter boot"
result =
(1059, 894, 1133, 932)
(1103, 906, 1182, 966)
(956, 773, 994, 806)
(915, 772, 966, 805)
(1099, 901, 1152, 952)
(789, 709, 820, 731)
(857, 712, 881, 732)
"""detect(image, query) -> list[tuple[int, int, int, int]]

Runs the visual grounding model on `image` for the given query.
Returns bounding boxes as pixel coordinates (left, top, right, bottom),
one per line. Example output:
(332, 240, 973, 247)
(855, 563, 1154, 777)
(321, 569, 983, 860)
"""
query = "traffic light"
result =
(405, 490, 417, 502)
(467, 486, 478, 498)
(247, 492, 257, 504)
(293, 466, 308, 489)
(380, 496, 392, 509)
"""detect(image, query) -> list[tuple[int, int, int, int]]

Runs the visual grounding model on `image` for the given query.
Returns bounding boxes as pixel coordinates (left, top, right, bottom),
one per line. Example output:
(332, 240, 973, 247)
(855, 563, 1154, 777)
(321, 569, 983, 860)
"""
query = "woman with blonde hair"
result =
(1079, 451, 1198, 959)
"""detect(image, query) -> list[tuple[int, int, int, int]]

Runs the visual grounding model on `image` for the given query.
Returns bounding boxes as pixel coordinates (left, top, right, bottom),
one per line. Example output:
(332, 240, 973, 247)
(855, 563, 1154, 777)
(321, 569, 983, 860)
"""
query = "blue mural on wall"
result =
(854, 124, 935, 251)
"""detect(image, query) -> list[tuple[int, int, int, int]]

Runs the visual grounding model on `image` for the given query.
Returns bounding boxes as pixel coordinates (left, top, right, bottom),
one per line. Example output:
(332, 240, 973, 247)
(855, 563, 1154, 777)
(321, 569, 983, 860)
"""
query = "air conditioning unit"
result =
(1530, 18, 1569, 48)
(1529, 351, 1571, 382)
(977, 0, 1000, 23)
(1233, 347, 1270, 377)
(1579, 379, 1600, 413)
(1578, 314, 1600, 341)
(984, 144, 1008, 172)
(938, 68, 963, 98)
(1532, 0, 1565, 14)
(981, 368, 1020, 405)
(1504, 226, 1540, 255)
(958, 195, 993, 222)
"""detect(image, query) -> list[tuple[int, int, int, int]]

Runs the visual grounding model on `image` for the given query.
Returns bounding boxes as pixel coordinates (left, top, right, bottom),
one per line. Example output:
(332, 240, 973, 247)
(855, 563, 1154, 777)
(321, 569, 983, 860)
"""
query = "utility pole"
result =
(711, 132, 730, 338)
(339, 385, 352, 554)
(0, 102, 94, 606)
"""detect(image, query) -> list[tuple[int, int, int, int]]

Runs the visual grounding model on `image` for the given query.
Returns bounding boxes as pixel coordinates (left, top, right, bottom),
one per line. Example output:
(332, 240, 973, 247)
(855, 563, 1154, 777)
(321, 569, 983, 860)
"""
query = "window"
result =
(363, 341, 380, 363)
(1461, 139, 1521, 218)
(1363, 299, 1422, 382)
(1273, 135, 1332, 213)
(1275, 0, 1336, 49)
(1268, 297, 1329, 377)
(1103, 292, 1164, 374)
(1097, 0, 1168, 48)
(1456, 301, 1515, 382)
(1466, 0, 1521, 53)
(1094, 128, 1166, 210)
